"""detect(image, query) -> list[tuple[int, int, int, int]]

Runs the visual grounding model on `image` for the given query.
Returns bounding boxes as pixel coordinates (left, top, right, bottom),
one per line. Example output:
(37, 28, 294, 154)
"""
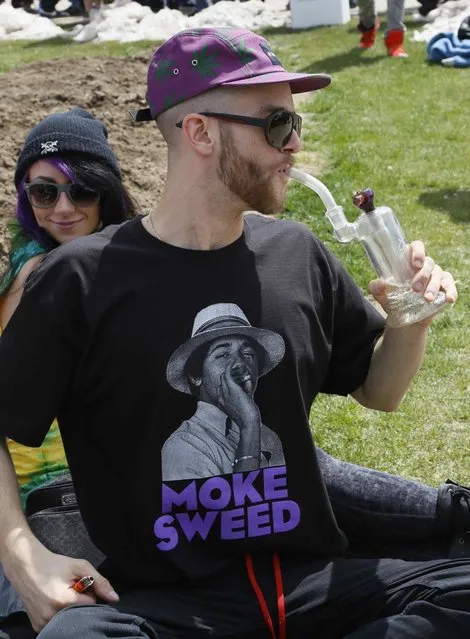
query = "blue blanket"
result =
(427, 32, 470, 68)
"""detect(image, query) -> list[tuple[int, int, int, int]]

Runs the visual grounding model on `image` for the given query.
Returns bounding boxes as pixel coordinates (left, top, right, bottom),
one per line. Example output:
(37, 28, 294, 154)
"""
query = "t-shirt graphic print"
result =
(157, 303, 296, 553)
(162, 303, 286, 481)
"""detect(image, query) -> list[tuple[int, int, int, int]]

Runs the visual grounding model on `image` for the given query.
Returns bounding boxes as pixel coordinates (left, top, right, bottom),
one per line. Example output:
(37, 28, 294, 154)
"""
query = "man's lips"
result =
(278, 163, 293, 179)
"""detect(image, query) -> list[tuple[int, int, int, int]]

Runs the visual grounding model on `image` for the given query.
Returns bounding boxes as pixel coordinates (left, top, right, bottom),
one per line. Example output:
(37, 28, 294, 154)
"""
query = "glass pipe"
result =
(289, 167, 447, 327)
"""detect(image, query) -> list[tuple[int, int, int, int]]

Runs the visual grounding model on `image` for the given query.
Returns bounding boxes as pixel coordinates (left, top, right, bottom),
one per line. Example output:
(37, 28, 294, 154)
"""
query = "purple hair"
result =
(16, 157, 77, 250)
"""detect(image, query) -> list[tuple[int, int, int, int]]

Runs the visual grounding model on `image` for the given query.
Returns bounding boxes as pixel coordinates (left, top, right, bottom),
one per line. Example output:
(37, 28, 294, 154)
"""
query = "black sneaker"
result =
(437, 480, 470, 532)
(418, 0, 452, 16)
(450, 531, 470, 559)
(37, 6, 60, 16)
(437, 479, 470, 557)
(446, 479, 470, 528)
(62, 5, 85, 15)
(418, 4, 437, 17)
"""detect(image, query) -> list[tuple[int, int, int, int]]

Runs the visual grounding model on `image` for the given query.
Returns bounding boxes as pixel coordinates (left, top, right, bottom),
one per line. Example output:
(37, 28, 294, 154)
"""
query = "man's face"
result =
(192, 335, 260, 406)
(216, 83, 301, 215)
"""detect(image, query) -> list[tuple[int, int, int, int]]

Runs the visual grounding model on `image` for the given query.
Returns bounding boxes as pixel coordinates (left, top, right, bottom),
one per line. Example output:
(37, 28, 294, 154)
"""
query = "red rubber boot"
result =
(358, 17, 380, 49)
(384, 29, 409, 58)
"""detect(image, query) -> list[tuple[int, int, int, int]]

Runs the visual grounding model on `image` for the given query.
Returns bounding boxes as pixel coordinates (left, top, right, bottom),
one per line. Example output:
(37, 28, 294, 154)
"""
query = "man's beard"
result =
(217, 127, 287, 215)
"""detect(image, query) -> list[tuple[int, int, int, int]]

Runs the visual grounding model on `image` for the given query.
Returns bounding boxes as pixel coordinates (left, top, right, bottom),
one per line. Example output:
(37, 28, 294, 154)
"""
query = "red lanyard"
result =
(245, 553, 286, 639)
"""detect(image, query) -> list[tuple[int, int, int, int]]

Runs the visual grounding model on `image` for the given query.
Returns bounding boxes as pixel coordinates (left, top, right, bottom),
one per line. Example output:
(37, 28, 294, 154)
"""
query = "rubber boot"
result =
(358, 17, 380, 49)
(384, 29, 408, 58)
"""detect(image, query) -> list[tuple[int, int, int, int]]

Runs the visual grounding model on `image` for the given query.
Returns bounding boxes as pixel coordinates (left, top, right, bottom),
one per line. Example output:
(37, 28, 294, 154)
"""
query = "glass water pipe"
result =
(289, 167, 447, 327)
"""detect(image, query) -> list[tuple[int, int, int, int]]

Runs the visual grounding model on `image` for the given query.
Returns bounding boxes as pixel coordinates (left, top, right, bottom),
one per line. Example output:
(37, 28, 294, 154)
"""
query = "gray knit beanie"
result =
(15, 107, 121, 186)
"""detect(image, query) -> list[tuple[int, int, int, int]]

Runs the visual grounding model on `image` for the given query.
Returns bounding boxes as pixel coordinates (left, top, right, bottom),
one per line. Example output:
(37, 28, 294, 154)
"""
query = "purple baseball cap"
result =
(130, 27, 331, 122)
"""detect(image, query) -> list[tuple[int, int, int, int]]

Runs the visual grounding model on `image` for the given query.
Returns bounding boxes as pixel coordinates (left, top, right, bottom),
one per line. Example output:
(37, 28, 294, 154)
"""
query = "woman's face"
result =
(27, 159, 101, 245)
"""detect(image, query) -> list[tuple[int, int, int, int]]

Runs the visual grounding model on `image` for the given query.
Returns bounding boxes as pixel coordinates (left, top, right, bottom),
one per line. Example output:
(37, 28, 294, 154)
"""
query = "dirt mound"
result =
(0, 52, 169, 266)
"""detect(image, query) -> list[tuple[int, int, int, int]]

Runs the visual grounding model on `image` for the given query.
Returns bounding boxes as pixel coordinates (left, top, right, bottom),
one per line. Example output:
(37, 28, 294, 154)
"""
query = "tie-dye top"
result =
(0, 231, 69, 508)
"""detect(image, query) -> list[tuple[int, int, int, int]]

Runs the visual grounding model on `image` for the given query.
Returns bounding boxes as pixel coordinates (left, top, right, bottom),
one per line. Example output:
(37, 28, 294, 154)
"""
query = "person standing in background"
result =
(357, 0, 408, 57)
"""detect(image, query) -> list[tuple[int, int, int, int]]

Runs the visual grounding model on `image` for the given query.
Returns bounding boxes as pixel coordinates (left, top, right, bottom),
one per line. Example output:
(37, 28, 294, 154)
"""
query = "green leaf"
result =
(236, 38, 257, 66)
(191, 46, 221, 78)
(161, 88, 179, 112)
(154, 59, 177, 80)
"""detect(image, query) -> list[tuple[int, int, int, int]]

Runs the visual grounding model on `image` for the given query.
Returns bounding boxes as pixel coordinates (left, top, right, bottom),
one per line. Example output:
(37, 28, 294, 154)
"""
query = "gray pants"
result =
(357, 0, 405, 32)
(0, 568, 24, 620)
(317, 448, 440, 546)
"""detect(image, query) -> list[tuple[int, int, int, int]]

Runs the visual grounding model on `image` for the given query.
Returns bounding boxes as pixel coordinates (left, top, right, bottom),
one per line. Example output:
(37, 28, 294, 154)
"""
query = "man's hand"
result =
(217, 364, 260, 431)
(368, 240, 457, 326)
(6, 542, 119, 632)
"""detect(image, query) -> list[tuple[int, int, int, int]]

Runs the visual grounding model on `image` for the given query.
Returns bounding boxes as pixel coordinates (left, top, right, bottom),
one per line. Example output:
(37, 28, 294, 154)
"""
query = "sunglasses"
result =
(24, 181, 100, 209)
(176, 109, 302, 150)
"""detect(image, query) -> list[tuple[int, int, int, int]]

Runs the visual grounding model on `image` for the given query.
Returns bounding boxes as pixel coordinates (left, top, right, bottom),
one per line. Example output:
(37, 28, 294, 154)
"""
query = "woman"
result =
(0, 107, 135, 637)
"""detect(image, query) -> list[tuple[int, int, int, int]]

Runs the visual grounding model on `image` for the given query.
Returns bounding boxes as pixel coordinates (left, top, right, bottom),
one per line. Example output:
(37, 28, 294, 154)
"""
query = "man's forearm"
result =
(352, 322, 429, 412)
(0, 437, 37, 572)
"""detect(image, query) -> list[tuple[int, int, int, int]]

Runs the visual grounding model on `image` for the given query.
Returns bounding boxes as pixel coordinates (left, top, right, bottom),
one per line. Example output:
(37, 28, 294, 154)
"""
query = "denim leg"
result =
(0, 566, 25, 619)
(37, 605, 159, 639)
(193, 0, 208, 11)
(386, 0, 405, 32)
(342, 559, 470, 638)
(357, 0, 377, 29)
(39, 0, 57, 12)
(317, 448, 439, 542)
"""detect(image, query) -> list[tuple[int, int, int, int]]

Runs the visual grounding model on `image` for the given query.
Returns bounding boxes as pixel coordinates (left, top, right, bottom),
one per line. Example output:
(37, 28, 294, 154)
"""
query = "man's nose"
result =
(283, 128, 302, 154)
(230, 360, 247, 379)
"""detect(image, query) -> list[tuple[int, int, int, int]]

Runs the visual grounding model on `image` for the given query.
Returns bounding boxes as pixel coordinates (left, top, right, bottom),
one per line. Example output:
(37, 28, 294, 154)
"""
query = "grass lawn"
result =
(1, 16, 469, 486)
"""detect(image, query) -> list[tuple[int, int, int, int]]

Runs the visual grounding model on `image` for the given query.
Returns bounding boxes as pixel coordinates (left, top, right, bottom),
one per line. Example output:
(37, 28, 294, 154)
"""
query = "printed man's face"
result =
(191, 335, 260, 405)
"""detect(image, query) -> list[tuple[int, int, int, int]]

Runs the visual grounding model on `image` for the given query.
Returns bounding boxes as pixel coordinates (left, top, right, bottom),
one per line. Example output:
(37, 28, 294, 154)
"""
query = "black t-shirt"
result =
(0, 214, 384, 587)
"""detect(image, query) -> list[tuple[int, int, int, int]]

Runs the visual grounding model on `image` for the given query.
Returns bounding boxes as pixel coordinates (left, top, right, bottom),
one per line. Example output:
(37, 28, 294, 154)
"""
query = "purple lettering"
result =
(220, 508, 246, 540)
(272, 500, 301, 533)
(162, 482, 197, 513)
(154, 515, 178, 551)
(247, 503, 272, 537)
(199, 477, 231, 510)
(176, 511, 218, 542)
(264, 467, 288, 501)
(232, 470, 263, 507)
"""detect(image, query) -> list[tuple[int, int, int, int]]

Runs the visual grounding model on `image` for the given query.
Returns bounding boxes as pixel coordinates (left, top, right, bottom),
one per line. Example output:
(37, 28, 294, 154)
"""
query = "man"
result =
(162, 302, 286, 480)
(0, 27, 469, 639)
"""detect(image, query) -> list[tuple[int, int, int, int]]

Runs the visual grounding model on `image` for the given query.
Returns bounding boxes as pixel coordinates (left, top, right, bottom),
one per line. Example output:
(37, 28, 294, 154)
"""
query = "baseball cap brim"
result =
(221, 71, 331, 93)
(129, 71, 331, 123)
(129, 108, 153, 122)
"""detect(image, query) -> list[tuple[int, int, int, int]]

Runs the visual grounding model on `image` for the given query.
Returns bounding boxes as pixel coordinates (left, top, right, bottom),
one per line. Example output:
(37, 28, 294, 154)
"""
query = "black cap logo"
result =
(260, 43, 282, 67)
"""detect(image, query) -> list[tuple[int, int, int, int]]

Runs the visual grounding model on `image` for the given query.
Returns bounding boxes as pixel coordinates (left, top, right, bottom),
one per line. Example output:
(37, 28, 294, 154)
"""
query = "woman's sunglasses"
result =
(176, 109, 302, 150)
(24, 181, 100, 209)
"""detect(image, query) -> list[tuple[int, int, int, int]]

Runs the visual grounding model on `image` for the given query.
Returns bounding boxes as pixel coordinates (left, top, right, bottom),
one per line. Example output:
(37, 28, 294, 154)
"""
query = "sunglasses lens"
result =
(28, 183, 58, 208)
(69, 185, 100, 207)
(293, 115, 301, 137)
(267, 111, 295, 149)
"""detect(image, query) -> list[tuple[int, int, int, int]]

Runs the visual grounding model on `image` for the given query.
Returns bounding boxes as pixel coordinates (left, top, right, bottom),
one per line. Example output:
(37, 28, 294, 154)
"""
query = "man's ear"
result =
(188, 374, 202, 388)
(180, 114, 216, 157)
